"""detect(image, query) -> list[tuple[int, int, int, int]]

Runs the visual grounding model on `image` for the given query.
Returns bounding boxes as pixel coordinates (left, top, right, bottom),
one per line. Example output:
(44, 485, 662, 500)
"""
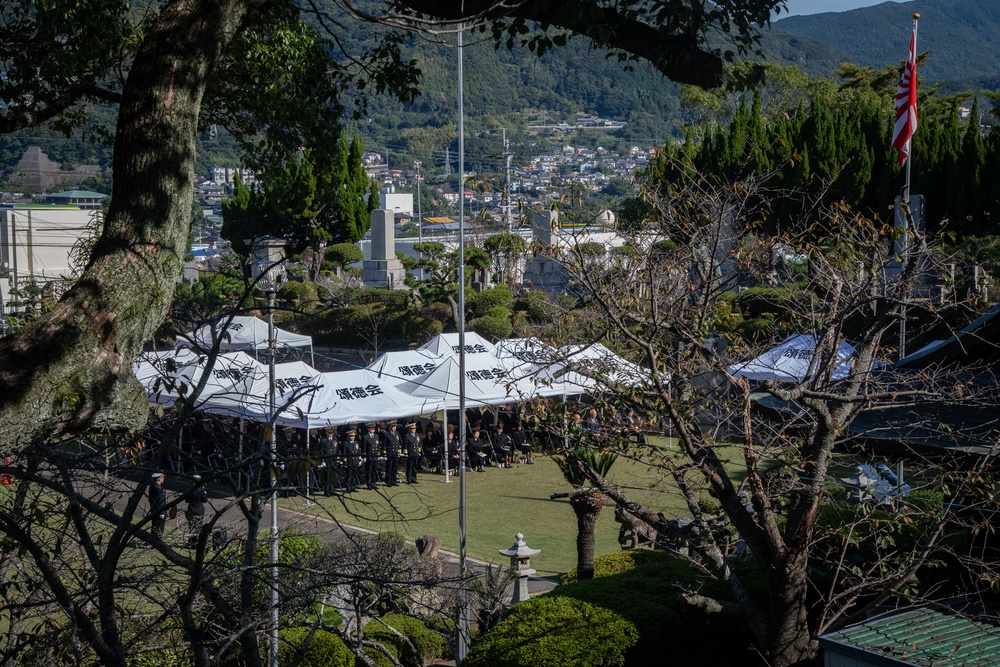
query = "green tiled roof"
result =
(46, 190, 107, 198)
(819, 601, 1000, 667)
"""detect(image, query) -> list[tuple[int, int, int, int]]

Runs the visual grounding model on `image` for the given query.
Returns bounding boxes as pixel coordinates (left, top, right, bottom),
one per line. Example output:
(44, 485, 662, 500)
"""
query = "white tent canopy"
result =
(260, 369, 447, 429)
(494, 338, 596, 395)
(140, 351, 264, 411)
(729, 334, 855, 383)
(418, 332, 496, 358)
(367, 348, 443, 383)
(175, 316, 313, 355)
(561, 342, 650, 388)
(396, 354, 553, 408)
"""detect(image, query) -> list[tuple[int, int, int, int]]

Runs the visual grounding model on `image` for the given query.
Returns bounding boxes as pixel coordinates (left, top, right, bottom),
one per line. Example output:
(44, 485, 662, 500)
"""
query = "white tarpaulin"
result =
(175, 316, 313, 353)
(367, 348, 443, 383)
(274, 369, 447, 428)
(397, 355, 546, 408)
(495, 338, 596, 395)
(729, 334, 855, 383)
(133, 348, 199, 392)
(142, 351, 263, 410)
(562, 342, 650, 388)
(199, 360, 320, 420)
(418, 332, 496, 358)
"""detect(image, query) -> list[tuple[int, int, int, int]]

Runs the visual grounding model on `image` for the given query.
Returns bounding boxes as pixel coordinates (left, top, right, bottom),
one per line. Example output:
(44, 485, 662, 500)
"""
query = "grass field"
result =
(285, 450, 691, 577)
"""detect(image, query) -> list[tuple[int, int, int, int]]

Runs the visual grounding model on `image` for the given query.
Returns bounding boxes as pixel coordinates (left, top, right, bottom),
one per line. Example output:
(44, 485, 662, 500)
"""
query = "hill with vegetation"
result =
(771, 0, 1000, 92)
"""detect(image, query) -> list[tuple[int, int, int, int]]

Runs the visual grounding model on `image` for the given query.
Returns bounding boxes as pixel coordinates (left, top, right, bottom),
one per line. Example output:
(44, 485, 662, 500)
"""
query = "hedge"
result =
(277, 627, 355, 667)
(463, 596, 637, 667)
(363, 614, 453, 667)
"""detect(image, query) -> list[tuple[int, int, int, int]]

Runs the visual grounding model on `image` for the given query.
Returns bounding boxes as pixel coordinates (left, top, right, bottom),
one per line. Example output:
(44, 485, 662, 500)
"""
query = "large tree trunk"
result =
(0, 0, 261, 449)
(763, 550, 817, 667)
(570, 489, 605, 581)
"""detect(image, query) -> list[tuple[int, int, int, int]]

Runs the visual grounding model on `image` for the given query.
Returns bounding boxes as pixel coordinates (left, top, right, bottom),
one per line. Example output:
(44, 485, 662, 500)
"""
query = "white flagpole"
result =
(904, 13, 919, 205)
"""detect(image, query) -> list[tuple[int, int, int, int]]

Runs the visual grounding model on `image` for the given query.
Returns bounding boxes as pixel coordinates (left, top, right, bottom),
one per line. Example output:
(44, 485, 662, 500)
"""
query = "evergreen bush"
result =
(463, 596, 637, 667)
(277, 627, 355, 667)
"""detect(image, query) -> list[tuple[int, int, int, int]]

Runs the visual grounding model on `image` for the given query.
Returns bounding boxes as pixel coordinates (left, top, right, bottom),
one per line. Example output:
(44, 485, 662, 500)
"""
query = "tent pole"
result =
(442, 407, 451, 483)
(238, 418, 244, 491)
(304, 428, 313, 506)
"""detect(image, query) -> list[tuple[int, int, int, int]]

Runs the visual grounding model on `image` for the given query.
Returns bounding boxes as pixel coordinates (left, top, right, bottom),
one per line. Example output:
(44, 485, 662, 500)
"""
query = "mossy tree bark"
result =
(0, 0, 263, 450)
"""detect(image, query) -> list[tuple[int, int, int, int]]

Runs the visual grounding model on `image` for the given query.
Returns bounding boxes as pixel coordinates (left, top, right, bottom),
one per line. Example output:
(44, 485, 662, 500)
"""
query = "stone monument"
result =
(362, 209, 407, 289)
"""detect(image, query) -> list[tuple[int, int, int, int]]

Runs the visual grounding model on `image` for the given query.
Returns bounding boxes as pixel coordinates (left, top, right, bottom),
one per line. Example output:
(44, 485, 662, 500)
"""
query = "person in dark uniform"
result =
(186, 474, 209, 542)
(382, 422, 402, 486)
(493, 423, 513, 468)
(341, 430, 362, 492)
(404, 422, 421, 484)
(467, 427, 487, 472)
(446, 430, 461, 472)
(318, 428, 338, 495)
(511, 422, 533, 464)
(362, 422, 380, 490)
(148, 472, 167, 537)
(423, 423, 442, 473)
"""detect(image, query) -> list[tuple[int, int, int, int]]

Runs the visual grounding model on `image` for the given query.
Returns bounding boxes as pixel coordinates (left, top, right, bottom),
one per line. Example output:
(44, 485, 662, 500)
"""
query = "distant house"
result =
(43, 190, 107, 210)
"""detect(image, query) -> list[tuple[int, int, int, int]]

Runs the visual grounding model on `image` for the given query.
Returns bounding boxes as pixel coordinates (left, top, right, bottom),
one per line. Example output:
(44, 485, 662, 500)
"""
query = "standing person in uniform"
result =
(341, 430, 362, 492)
(382, 421, 402, 486)
(148, 472, 167, 537)
(186, 474, 209, 542)
(318, 428, 338, 496)
(467, 427, 487, 472)
(404, 422, 422, 484)
(362, 422, 380, 490)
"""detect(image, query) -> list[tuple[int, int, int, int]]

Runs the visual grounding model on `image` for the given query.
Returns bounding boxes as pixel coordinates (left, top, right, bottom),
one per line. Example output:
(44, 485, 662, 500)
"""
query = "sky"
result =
(778, 0, 914, 17)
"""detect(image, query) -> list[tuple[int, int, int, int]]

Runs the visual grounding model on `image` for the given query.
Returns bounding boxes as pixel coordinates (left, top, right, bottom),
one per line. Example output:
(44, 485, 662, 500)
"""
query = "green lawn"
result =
(285, 450, 691, 577)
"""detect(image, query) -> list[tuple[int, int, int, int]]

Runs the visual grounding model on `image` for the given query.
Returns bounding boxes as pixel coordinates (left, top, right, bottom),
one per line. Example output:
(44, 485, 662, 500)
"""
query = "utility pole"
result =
(502, 129, 514, 233)
(415, 160, 424, 281)
(414, 160, 422, 243)
(444, 146, 451, 178)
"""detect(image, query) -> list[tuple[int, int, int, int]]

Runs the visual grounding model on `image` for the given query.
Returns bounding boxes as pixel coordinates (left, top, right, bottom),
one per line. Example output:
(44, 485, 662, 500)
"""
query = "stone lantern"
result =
(499, 532, 540, 604)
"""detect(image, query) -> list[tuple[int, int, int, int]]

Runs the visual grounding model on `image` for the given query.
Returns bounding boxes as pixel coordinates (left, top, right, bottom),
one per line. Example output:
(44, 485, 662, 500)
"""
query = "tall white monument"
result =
(362, 209, 407, 290)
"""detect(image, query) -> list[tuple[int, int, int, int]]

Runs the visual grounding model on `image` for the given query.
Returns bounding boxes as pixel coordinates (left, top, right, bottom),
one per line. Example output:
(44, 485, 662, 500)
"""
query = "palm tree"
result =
(554, 446, 617, 580)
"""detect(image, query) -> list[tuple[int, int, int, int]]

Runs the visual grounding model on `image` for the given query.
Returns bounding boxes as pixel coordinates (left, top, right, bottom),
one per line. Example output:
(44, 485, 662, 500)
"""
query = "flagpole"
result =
(904, 13, 919, 205)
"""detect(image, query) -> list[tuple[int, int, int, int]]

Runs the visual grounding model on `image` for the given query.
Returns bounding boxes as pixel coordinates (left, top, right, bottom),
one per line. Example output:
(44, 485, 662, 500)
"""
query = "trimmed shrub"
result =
(470, 315, 513, 341)
(277, 627, 355, 667)
(364, 614, 452, 667)
(278, 280, 318, 307)
(421, 301, 453, 326)
(513, 290, 551, 322)
(550, 550, 763, 666)
(468, 286, 513, 317)
(464, 596, 638, 667)
(560, 548, 669, 584)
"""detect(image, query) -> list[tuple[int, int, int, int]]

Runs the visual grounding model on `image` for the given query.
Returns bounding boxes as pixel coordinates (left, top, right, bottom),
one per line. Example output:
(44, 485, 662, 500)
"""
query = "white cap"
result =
(151, 472, 164, 480)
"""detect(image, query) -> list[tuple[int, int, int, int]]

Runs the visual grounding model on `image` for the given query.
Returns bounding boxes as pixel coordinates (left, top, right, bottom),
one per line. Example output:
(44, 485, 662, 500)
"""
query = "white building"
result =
(379, 185, 414, 216)
(0, 205, 97, 314)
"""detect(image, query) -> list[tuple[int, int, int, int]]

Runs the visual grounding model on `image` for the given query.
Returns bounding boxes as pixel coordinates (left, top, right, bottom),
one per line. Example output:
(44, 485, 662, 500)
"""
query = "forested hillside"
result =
(2, 0, 995, 188)
(772, 0, 1000, 92)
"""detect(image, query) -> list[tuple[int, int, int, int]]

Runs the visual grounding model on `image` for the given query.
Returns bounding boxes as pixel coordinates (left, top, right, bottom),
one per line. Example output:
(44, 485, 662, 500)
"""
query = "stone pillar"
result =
(362, 209, 407, 289)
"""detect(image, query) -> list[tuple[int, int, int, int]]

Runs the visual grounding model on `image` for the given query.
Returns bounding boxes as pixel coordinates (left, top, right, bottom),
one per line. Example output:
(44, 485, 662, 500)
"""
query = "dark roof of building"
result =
(897, 304, 1000, 371)
(819, 600, 1000, 667)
